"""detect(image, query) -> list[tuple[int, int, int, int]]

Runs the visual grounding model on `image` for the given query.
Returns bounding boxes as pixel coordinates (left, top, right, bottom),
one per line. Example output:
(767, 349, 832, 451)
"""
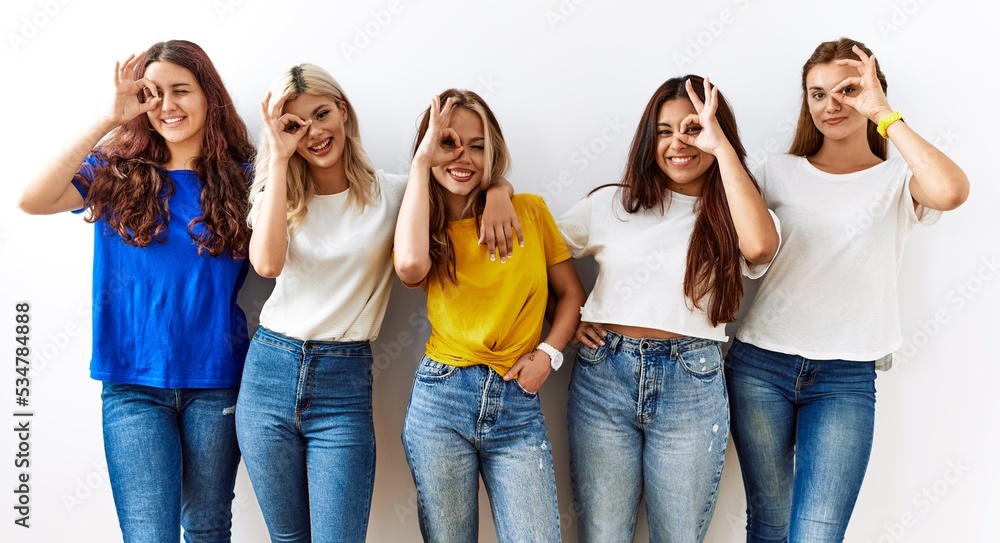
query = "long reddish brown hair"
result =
(789, 37, 888, 160)
(77, 40, 254, 258)
(412, 89, 510, 284)
(601, 75, 755, 326)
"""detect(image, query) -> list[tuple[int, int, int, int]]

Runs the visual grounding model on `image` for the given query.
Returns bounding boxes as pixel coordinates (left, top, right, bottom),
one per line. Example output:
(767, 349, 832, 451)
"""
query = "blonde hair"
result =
(249, 64, 378, 232)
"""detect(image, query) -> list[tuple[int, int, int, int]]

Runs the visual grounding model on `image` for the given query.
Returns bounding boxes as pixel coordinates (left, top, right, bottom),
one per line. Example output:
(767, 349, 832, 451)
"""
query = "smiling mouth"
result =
(309, 138, 332, 153)
(447, 168, 474, 182)
(669, 156, 696, 165)
(162, 117, 185, 126)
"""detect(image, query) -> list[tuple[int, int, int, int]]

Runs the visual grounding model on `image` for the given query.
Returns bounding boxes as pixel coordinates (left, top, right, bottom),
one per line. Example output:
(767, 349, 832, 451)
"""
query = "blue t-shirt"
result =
(73, 155, 249, 388)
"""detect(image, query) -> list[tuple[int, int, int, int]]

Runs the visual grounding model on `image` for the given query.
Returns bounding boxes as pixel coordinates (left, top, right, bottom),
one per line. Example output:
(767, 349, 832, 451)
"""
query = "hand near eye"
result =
(674, 77, 730, 156)
(260, 90, 311, 162)
(414, 95, 465, 168)
(107, 54, 161, 129)
(830, 45, 893, 122)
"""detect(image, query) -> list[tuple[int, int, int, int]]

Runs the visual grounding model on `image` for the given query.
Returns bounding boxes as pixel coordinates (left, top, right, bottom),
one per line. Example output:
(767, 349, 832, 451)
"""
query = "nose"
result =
(668, 135, 689, 152)
(160, 92, 176, 112)
(824, 93, 841, 112)
(307, 120, 323, 138)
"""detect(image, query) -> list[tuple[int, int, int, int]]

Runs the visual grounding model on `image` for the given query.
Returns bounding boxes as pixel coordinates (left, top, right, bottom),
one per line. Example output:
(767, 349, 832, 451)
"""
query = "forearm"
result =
(248, 159, 291, 278)
(542, 261, 586, 350)
(715, 146, 779, 264)
(393, 160, 433, 283)
(18, 117, 118, 215)
(881, 114, 969, 211)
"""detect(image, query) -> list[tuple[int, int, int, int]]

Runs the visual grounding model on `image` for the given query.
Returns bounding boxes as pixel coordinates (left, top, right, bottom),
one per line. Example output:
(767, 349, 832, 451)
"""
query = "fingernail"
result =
(490, 254, 496, 261)
(519, 242, 524, 247)
(500, 257, 506, 263)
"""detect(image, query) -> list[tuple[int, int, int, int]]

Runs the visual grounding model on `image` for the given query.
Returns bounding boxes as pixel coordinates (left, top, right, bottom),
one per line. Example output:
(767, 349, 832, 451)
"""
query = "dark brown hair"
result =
(412, 89, 510, 284)
(77, 40, 254, 258)
(788, 37, 888, 159)
(599, 75, 755, 326)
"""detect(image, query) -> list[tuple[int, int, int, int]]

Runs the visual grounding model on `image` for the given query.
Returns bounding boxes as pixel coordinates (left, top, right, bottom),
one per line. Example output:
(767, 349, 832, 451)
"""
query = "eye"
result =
(285, 122, 300, 133)
(811, 92, 826, 100)
(685, 125, 702, 134)
(470, 144, 485, 151)
(317, 110, 329, 120)
(840, 86, 855, 95)
(658, 129, 673, 137)
(441, 137, 457, 148)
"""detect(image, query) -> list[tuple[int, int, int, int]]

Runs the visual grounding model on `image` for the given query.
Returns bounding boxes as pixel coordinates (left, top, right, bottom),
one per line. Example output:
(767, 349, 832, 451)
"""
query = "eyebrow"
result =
(656, 122, 674, 128)
(468, 136, 486, 143)
(311, 104, 333, 116)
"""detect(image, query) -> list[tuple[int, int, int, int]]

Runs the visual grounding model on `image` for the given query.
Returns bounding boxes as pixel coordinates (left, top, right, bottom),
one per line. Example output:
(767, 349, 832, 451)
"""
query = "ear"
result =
(339, 101, 349, 124)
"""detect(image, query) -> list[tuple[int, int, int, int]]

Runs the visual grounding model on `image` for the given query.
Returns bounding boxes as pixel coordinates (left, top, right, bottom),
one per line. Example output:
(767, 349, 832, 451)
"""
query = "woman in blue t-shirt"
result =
(18, 40, 253, 542)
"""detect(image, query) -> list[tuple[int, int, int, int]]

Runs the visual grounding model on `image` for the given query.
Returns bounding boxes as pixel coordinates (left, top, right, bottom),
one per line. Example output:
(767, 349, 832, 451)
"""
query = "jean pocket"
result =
(678, 343, 723, 379)
(575, 342, 608, 367)
(512, 378, 539, 398)
(414, 358, 458, 383)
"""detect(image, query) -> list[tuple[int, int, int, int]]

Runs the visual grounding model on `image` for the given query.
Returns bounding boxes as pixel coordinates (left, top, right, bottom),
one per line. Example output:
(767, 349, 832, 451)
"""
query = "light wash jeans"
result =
(402, 356, 561, 543)
(235, 326, 375, 543)
(725, 339, 877, 543)
(567, 330, 729, 543)
(102, 382, 241, 543)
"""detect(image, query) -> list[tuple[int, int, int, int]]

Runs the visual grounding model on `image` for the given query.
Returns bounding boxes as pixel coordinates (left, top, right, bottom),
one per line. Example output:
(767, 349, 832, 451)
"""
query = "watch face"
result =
(550, 352, 564, 370)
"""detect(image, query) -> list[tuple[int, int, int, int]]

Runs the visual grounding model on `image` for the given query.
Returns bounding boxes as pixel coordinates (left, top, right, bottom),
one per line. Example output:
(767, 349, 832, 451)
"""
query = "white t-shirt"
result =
(737, 155, 941, 362)
(557, 186, 778, 342)
(255, 171, 407, 341)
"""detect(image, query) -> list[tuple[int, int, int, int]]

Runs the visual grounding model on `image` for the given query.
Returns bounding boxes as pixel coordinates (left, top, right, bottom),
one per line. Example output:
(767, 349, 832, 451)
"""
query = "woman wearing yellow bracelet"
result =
(726, 37, 969, 542)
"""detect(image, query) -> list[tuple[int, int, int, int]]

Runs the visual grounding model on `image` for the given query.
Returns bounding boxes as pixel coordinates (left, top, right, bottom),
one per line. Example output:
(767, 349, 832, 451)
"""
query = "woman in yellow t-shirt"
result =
(394, 89, 586, 542)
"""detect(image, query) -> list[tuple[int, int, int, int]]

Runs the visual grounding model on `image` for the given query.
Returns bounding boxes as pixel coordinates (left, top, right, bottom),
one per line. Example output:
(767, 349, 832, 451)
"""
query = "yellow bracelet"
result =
(876, 110, 904, 139)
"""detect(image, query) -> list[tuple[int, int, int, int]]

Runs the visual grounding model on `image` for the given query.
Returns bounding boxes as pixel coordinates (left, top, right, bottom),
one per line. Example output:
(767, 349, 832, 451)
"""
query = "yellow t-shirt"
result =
(421, 194, 571, 375)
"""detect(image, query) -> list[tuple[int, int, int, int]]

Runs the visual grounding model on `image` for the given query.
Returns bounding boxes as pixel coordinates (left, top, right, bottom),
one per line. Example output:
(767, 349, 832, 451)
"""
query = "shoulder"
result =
(378, 170, 408, 195)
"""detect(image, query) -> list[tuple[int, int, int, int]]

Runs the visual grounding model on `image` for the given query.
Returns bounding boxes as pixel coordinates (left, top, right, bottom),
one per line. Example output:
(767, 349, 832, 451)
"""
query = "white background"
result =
(2, 0, 997, 541)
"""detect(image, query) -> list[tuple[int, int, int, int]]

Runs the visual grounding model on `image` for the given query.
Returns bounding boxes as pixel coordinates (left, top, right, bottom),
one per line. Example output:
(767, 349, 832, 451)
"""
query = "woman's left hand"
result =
(830, 45, 893, 122)
(674, 77, 728, 156)
(503, 350, 551, 393)
(480, 189, 522, 262)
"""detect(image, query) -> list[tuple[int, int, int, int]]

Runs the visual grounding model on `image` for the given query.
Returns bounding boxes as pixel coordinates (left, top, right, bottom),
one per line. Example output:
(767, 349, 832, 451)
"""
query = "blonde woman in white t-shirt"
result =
(235, 64, 518, 543)
(727, 38, 969, 543)
(557, 75, 779, 543)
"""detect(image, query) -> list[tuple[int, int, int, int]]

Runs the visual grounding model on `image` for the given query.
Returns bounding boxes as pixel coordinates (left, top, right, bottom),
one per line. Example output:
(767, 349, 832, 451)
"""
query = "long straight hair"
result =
(788, 37, 889, 159)
(608, 75, 756, 326)
(78, 40, 254, 258)
(412, 89, 510, 284)
(248, 64, 378, 233)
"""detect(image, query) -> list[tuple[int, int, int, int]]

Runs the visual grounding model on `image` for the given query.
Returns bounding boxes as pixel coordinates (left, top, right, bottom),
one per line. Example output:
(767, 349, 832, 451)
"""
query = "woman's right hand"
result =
(575, 321, 607, 349)
(107, 54, 161, 129)
(260, 90, 311, 163)
(413, 95, 464, 168)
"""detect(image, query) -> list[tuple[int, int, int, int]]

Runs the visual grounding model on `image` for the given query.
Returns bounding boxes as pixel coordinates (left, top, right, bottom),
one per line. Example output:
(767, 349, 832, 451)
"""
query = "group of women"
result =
(19, 35, 968, 543)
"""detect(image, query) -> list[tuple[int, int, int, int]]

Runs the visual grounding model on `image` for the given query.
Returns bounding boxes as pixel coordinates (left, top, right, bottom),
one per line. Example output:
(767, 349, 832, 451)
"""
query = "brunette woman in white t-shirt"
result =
(235, 65, 518, 543)
(557, 75, 779, 543)
(727, 38, 969, 543)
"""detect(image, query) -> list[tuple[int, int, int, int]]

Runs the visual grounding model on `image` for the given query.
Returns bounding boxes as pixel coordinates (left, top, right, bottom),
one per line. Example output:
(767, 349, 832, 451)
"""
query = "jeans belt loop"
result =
(608, 332, 621, 355)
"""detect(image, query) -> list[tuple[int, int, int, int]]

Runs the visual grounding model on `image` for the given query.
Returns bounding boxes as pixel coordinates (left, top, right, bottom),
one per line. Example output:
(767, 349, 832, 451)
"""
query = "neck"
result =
(810, 130, 880, 169)
(310, 160, 349, 195)
(164, 140, 201, 170)
(445, 191, 472, 221)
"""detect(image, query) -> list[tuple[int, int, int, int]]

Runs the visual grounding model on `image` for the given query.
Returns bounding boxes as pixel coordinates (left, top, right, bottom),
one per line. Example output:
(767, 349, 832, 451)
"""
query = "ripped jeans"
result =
(567, 331, 729, 543)
(402, 357, 561, 542)
(102, 383, 241, 543)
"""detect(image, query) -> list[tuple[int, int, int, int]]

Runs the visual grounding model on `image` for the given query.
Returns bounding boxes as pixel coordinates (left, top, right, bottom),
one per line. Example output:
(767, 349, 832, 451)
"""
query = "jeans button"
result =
(641, 342, 650, 350)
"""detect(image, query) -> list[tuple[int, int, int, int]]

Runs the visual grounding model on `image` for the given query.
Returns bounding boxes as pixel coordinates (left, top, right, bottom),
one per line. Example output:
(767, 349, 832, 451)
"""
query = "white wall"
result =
(2, 1, 997, 541)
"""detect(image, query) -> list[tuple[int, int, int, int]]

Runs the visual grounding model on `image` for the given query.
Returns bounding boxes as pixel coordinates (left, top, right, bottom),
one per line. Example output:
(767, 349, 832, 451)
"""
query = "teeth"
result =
(670, 156, 694, 164)
(449, 170, 472, 178)
(311, 138, 331, 151)
(163, 117, 183, 124)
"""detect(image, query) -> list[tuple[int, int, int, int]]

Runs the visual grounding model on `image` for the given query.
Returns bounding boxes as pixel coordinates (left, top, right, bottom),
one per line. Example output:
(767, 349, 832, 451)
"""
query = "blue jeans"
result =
(725, 339, 877, 543)
(235, 326, 375, 543)
(402, 357, 561, 542)
(102, 382, 241, 543)
(567, 331, 729, 543)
